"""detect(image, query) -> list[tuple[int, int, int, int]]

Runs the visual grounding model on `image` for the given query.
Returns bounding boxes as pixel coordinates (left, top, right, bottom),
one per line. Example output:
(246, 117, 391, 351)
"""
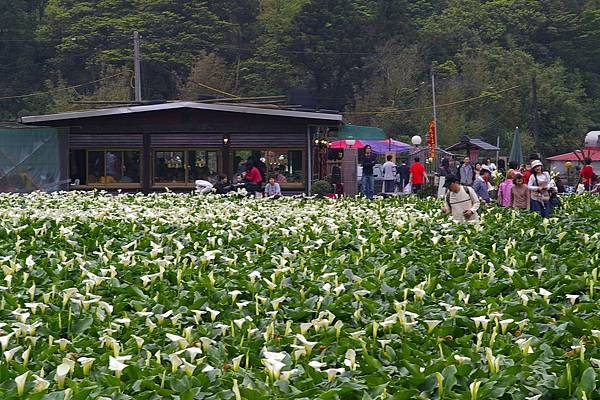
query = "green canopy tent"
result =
(335, 124, 386, 140)
(509, 126, 524, 166)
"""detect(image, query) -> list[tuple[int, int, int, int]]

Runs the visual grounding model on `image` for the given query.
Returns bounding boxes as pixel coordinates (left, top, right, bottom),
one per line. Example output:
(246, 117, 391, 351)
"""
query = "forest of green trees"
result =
(1, 0, 599, 156)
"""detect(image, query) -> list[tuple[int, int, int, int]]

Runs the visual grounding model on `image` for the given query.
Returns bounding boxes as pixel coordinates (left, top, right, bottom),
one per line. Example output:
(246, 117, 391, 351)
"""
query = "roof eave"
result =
(19, 101, 343, 124)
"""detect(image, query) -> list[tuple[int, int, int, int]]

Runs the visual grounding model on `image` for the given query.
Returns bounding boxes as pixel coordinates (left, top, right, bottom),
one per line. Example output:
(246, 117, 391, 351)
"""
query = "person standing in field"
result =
(459, 157, 474, 186)
(409, 157, 428, 194)
(397, 159, 410, 193)
(510, 173, 530, 210)
(437, 157, 453, 198)
(442, 176, 480, 223)
(473, 162, 483, 178)
(482, 158, 497, 172)
(360, 145, 377, 199)
(497, 169, 515, 207)
(580, 157, 595, 191)
(382, 155, 396, 194)
(590, 176, 600, 193)
(528, 160, 554, 217)
(522, 160, 533, 185)
(472, 169, 492, 204)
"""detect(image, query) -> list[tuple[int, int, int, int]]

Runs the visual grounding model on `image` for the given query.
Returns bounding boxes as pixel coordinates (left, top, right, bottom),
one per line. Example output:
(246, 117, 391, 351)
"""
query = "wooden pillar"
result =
(342, 148, 358, 196)
(142, 133, 151, 193)
(58, 128, 70, 191)
(222, 133, 231, 179)
(307, 127, 312, 194)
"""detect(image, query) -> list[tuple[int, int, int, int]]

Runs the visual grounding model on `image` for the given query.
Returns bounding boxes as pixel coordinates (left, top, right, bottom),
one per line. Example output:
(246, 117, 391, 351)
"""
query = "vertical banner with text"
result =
(428, 120, 436, 159)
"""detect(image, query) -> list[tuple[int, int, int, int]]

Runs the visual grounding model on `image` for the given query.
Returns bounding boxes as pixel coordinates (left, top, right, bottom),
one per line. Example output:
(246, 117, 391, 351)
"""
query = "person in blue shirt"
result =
(472, 169, 491, 203)
(264, 176, 282, 199)
(459, 157, 475, 186)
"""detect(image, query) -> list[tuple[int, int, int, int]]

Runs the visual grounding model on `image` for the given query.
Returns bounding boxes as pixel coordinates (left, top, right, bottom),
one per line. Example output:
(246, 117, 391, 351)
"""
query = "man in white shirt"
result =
(382, 155, 396, 194)
(482, 158, 497, 172)
(441, 176, 480, 223)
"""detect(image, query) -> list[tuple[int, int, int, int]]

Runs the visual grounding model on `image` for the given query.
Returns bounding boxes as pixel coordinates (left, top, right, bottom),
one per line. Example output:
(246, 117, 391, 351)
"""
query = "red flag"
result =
(428, 120, 436, 159)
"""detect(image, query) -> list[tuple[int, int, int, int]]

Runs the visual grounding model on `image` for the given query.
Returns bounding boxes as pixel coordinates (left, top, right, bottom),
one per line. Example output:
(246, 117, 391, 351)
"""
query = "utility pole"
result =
(531, 76, 542, 155)
(133, 31, 142, 102)
(496, 136, 500, 166)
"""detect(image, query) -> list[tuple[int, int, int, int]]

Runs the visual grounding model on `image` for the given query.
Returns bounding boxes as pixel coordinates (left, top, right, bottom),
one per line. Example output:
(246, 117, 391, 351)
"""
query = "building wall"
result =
(32, 108, 336, 192)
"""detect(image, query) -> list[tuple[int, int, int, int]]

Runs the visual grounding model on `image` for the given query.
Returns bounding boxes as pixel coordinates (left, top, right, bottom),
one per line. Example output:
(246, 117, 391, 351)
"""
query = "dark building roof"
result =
(446, 135, 500, 152)
(19, 101, 343, 125)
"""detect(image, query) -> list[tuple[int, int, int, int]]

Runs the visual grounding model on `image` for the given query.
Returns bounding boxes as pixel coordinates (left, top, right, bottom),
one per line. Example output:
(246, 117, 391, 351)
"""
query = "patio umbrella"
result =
(329, 140, 366, 149)
(508, 126, 524, 166)
(372, 139, 411, 153)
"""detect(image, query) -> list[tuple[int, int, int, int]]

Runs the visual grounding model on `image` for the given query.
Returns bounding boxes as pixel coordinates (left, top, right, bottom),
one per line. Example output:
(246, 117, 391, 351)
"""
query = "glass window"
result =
(232, 149, 304, 186)
(154, 151, 185, 183)
(188, 150, 218, 182)
(87, 151, 104, 184)
(70, 150, 86, 185)
(264, 150, 304, 185)
(122, 151, 141, 183)
(85, 150, 141, 185)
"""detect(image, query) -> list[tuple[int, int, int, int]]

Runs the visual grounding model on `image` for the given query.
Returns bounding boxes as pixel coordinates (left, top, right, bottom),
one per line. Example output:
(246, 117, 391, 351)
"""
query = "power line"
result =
(345, 85, 522, 115)
(143, 59, 240, 98)
(0, 71, 131, 101)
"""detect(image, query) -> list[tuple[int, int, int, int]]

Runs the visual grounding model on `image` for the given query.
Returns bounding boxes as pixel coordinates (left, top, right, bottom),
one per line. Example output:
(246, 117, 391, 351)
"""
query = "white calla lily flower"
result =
(15, 371, 28, 397)
(166, 333, 189, 349)
(108, 356, 129, 379)
(325, 367, 345, 383)
(78, 357, 95, 375)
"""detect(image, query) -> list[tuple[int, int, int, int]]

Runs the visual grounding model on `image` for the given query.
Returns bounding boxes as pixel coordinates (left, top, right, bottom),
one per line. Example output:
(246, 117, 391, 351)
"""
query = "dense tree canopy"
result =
(1, 0, 599, 156)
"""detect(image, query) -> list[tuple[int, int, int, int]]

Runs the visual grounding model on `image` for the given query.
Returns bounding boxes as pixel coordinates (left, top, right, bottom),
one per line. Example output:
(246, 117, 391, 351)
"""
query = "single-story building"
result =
(19, 102, 343, 193)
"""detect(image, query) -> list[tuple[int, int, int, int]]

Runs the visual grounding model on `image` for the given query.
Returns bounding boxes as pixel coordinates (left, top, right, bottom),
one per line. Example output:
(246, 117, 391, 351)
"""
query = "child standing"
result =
(510, 173, 530, 210)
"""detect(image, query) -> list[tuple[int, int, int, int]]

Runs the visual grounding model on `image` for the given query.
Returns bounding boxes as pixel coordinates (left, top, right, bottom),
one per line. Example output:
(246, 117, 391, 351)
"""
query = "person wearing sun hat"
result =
(528, 159, 555, 217)
(441, 175, 480, 223)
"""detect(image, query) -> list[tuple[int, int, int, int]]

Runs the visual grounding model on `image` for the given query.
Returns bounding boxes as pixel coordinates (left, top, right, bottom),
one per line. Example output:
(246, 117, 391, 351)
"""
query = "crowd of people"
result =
(441, 155, 598, 222)
(358, 148, 598, 222)
(197, 148, 599, 211)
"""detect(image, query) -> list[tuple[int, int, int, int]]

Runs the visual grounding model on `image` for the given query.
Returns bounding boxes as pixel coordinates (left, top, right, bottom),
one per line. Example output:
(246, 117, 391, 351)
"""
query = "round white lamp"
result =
(346, 139, 356, 148)
(411, 135, 422, 146)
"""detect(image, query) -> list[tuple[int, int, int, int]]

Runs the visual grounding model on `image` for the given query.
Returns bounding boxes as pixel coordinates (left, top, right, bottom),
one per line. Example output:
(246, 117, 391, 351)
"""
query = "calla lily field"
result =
(0, 191, 599, 399)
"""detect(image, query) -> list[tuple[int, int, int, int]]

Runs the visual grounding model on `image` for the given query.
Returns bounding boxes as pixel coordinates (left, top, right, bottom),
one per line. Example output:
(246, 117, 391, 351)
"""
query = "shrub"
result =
(311, 180, 332, 197)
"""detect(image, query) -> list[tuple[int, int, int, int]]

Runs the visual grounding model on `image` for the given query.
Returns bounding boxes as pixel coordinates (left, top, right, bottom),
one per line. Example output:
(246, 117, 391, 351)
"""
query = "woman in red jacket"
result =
(243, 159, 263, 196)
(580, 158, 595, 191)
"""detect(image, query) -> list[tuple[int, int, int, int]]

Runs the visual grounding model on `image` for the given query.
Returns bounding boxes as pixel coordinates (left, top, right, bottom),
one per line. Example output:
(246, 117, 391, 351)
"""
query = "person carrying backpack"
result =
(441, 175, 480, 223)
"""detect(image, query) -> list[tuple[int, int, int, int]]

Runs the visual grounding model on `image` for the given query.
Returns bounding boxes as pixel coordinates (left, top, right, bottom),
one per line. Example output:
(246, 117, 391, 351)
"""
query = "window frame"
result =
(151, 148, 221, 188)
(70, 148, 143, 189)
(231, 147, 306, 189)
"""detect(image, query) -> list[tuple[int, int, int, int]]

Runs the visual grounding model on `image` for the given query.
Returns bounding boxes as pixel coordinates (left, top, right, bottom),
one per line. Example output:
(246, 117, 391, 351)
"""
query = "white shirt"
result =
(382, 161, 396, 180)
(482, 163, 496, 172)
(528, 172, 555, 201)
(445, 185, 480, 223)
(527, 172, 553, 190)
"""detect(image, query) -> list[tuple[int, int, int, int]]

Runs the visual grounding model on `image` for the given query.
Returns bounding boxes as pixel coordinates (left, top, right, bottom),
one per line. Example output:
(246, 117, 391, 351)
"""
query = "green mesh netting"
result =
(0, 125, 62, 192)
